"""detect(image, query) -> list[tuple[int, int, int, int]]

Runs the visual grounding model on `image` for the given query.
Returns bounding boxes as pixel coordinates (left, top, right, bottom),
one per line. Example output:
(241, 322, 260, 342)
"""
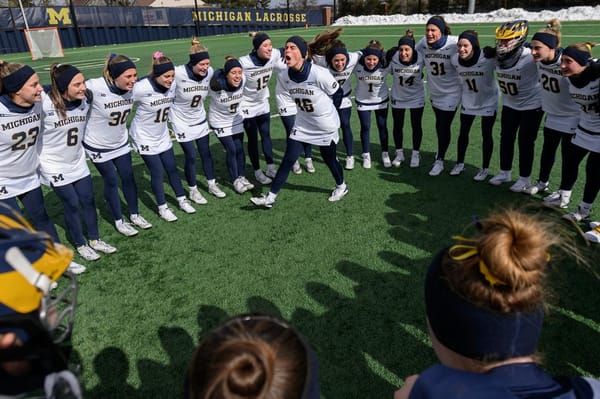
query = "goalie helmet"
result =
(495, 20, 528, 58)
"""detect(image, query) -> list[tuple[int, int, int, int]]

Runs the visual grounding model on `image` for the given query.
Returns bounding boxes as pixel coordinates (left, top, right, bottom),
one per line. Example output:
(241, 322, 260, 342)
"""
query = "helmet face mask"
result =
(39, 271, 78, 344)
(495, 20, 528, 59)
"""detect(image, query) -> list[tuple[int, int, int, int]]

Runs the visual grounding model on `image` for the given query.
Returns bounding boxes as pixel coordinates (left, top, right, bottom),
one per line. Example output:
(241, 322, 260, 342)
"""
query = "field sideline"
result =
(3, 22, 600, 398)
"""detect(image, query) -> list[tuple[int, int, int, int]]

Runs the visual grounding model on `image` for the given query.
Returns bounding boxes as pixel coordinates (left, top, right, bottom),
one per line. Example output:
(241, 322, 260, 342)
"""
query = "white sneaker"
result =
(543, 190, 571, 209)
(524, 181, 549, 195)
(392, 150, 404, 167)
(362, 153, 371, 169)
(473, 168, 489, 182)
(189, 188, 208, 205)
(208, 183, 227, 198)
(563, 204, 592, 223)
(89, 239, 117, 254)
(254, 170, 272, 185)
(489, 170, 512, 186)
(67, 261, 87, 275)
(233, 177, 248, 194)
(410, 151, 420, 168)
(266, 164, 277, 179)
(328, 184, 348, 202)
(292, 160, 302, 175)
(509, 177, 531, 193)
(590, 221, 600, 229)
(250, 195, 275, 208)
(178, 198, 196, 214)
(130, 214, 152, 229)
(429, 160, 444, 176)
(240, 176, 255, 190)
(449, 163, 465, 176)
(159, 207, 178, 222)
(382, 152, 392, 168)
(345, 156, 355, 170)
(305, 158, 316, 173)
(584, 225, 600, 243)
(77, 245, 100, 261)
(116, 220, 139, 236)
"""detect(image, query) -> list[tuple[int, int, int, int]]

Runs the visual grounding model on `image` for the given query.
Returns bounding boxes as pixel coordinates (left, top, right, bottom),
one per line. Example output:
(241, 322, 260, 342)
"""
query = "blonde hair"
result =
(535, 18, 563, 47)
(102, 54, 134, 84)
(190, 36, 208, 54)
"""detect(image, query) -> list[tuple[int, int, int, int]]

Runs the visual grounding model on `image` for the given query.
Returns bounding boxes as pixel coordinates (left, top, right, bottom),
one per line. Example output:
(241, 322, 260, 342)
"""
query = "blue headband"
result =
(152, 61, 174, 77)
(223, 58, 242, 76)
(425, 248, 544, 361)
(458, 32, 480, 49)
(361, 47, 384, 60)
(252, 33, 270, 50)
(55, 65, 80, 93)
(287, 36, 308, 59)
(189, 52, 210, 65)
(532, 32, 559, 49)
(1, 65, 35, 94)
(426, 17, 447, 34)
(108, 59, 136, 79)
(325, 47, 349, 67)
(398, 36, 415, 49)
(563, 46, 591, 66)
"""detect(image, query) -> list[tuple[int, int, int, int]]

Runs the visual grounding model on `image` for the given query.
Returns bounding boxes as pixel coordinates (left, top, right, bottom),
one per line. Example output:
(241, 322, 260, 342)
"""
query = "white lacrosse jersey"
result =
(389, 51, 426, 109)
(207, 73, 245, 138)
(496, 48, 542, 110)
(569, 77, 600, 153)
(451, 52, 499, 116)
(83, 77, 134, 163)
(39, 93, 90, 187)
(0, 96, 42, 198)
(170, 64, 212, 142)
(129, 77, 175, 155)
(314, 52, 360, 110)
(274, 57, 296, 117)
(537, 54, 579, 133)
(239, 48, 281, 118)
(416, 35, 461, 110)
(280, 63, 341, 146)
(354, 62, 390, 111)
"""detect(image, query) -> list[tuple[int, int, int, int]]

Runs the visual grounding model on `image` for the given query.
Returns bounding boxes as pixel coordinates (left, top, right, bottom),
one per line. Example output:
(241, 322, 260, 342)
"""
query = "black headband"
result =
(532, 32, 559, 49)
(398, 36, 415, 49)
(55, 65, 81, 93)
(361, 47, 384, 60)
(189, 51, 210, 65)
(287, 36, 308, 58)
(563, 46, 591, 66)
(253, 33, 270, 50)
(108, 59, 136, 79)
(223, 58, 242, 75)
(152, 61, 174, 77)
(326, 47, 349, 67)
(458, 32, 480, 49)
(1, 65, 36, 94)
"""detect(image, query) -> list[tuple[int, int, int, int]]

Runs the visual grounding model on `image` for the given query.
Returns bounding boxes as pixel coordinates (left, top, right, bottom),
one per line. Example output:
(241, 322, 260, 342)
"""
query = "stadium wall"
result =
(0, 6, 323, 54)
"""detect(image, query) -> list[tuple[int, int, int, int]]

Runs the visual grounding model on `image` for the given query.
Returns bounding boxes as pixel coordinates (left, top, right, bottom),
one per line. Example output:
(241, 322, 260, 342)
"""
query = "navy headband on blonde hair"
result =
(398, 36, 415, 49)
(531, 32, 559, 49)
(1, 65, 36, 94)
(108, 59, 136, 79)
(361, 47, 384, 60)
(153, 61, 174, 77)
(223, 58, 242, 75)
(55, 65, 81, 93)
(563, 46, 591, 66)
(189, 52, 210, 65)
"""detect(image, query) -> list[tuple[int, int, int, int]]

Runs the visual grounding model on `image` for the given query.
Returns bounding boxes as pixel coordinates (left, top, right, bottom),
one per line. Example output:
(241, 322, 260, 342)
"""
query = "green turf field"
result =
(3, 22, 600, 398)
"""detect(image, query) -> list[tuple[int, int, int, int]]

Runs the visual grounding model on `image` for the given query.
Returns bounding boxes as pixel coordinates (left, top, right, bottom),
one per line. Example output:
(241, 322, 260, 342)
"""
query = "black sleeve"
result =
(331, 86, 344, 109)
(385, 47, 398, 67)
(84, 88, 93, 104)
(482, 46, 496, 59)
(581, 60, 600, 80)
(209, 74, 223, 92)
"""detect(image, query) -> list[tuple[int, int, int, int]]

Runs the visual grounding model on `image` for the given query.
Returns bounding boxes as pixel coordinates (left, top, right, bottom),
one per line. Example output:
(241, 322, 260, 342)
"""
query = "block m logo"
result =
(47, 8, 72, 25)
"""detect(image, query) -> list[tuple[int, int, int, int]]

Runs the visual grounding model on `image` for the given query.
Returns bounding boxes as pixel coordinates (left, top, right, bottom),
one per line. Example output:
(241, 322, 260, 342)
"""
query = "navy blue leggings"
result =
(432, 106, 457, 161)
(280, 115, 312, 158)
(392, 107, 424, 151)
(53, 175, 99, 247)
(499, 106, 544, 176)
(218, 133, 246, 182)
(179, 135, 215, 186)
(141, 148, 186, 206)
(1, 187, 59, 242)
(560, 145, 600, 204)
(538, 127, 575, 183)
(244, 113, 274, 170)
(457, 113, 496, 167)
(93, 152, 139, 221)
(271, 139, 344, 195)
(338, 107, 354, 156)
(358, 108, 389, 153)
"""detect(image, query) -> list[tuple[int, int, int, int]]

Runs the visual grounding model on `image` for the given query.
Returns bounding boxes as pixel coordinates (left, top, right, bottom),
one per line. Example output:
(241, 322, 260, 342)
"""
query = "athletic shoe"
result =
(130, 214, 152, 229)
(590, 221, 600, 229)
(509, 177, 531, 193)
(382, 152, 392, 168)
(89, 239, 117, 254)
(159, 207, 178, 222)
(428, 160, 444, 176)
(563, 204, 592, 223)
(584, 225, 600, 243)
(266, 164, 277, 179)
(254, 169, 272, 185)
(449, 163, 465, 176)
(208, 183, 226, 198)
(305, 158, 316, 173)
(410, 150, 420, 168)
(489, 170, 512, 186)
(77, 245, 100, 261)
(67, 261, 87, 275)
(543, 190, 571, 209)
(524, 181, 549, 195)
(250, 195, 274, 208)
(233, 177, 248, 194)
(116, 220, 139, 237)
(392, 150, 404, 167)
(292, 161, 302, 175)
(240, 177, 255, 190)
(345, 156, 355, 170)
(328, 185, 348, 202)
(189, 188, 208, 205)
(178, 198, 196, 214)
(362, 153, 371, 169)
(473, 168, 489, 182)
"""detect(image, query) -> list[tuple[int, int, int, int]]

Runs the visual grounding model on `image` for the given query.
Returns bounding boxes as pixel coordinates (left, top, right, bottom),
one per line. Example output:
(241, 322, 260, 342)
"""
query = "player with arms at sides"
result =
(0, 60, 85, 275)
(354, 39, 392, 169)
(208, 57, 254, 195)
(250, 36, 348, 208)
(39, 64, 116, 262)
(449, 30, 498, 180)
(171, 38, 227, 205)
(130, 52, 196, 222)
(388, 30, 426, 168)
(310, 28, 360, 170)
(488, 20, 543, 192)
(415, 16, 460, 176)
(240, 32, 280, 185)
(527, 20, 580, 195)
(83, 54, 152, 237)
